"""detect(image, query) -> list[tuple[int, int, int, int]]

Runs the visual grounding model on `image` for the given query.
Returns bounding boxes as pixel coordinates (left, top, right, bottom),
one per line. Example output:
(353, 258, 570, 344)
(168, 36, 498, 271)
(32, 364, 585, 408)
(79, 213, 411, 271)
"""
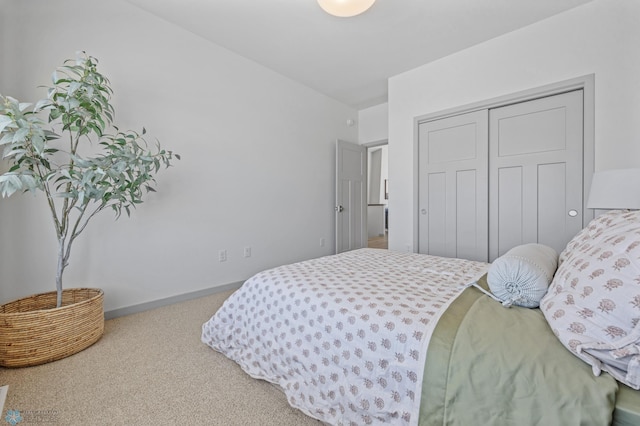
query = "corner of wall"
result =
(358, 102, 389, 144)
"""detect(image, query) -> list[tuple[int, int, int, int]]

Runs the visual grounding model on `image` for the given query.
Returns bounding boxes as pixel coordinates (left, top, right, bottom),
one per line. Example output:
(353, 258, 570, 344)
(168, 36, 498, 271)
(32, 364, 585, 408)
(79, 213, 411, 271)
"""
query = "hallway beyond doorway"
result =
(368, 232, 388, 249)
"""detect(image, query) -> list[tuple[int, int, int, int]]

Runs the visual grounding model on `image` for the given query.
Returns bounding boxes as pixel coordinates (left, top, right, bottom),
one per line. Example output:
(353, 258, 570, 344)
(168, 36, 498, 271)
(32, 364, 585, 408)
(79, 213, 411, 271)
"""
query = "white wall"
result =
(358, 103, 388, 144)
(0, 0, 357, 310)
(0, 4, 6, 91)
(387, 0, 640, 253)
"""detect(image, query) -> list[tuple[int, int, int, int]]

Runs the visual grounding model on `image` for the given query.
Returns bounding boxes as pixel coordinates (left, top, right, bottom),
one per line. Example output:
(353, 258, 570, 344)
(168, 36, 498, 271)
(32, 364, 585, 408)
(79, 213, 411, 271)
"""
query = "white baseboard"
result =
(104, 281, 243, 320)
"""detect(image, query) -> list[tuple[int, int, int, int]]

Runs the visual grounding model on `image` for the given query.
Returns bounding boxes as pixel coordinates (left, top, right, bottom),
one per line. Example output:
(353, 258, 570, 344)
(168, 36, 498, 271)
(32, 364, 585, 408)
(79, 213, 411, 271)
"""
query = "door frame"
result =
(365, 139, 389, 248)
(412, 74, 595, 252)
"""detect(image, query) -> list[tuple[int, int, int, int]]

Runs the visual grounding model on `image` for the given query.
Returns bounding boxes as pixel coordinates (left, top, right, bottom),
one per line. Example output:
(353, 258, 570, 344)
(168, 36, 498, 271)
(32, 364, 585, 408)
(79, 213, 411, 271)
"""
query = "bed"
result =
(202, 210, 640, 425)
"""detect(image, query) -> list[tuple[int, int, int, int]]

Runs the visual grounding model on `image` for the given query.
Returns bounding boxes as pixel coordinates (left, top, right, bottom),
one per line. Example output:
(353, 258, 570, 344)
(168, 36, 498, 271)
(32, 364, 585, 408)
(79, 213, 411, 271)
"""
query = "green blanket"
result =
(420, 275, 620, 426)
(614, 383, 640, 426)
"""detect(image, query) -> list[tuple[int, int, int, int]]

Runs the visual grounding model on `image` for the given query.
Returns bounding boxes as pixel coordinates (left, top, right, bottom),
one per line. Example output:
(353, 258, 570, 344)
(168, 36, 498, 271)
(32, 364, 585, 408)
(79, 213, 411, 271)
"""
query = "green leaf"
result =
(20, 174, 39, 191)
(18, 102, 32, 112)
(49, 108, 62, 120)
(0, 115, 14, 134)
(0, 174, 23, 197)
(3, 146, 26, 159)
(34, 99, 52, 111)
(12, 127, 29, 143)
(32, 134, 46, 155)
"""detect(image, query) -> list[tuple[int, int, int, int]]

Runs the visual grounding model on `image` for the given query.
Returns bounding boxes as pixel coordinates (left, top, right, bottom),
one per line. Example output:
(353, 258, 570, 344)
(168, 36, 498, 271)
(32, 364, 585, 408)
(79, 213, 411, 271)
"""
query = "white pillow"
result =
(487, 243, 558, 308)
(541, 210, 640, 390)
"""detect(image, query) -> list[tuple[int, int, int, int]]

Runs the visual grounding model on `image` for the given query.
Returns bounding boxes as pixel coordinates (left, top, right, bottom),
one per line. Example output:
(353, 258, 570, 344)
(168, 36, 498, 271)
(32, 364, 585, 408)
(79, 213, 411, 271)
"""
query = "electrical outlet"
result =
(243, 247, 251, 258)
(218, 249, 227, 262)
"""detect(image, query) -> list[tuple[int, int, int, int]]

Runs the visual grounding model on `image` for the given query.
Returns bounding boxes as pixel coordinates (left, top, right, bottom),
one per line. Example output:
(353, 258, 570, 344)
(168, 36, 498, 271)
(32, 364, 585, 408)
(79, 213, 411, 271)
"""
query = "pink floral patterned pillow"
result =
(541, 210, 640, 390)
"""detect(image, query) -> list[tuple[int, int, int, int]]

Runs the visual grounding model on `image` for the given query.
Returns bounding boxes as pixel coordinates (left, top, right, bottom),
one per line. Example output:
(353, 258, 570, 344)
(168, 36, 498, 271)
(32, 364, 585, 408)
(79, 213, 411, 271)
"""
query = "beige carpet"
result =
(0, 290, 322, 425)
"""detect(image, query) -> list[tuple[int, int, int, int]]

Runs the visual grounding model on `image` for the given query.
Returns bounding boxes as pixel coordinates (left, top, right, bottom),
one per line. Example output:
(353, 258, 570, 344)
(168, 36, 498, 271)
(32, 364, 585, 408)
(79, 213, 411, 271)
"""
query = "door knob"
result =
(568, 209, 578, 217)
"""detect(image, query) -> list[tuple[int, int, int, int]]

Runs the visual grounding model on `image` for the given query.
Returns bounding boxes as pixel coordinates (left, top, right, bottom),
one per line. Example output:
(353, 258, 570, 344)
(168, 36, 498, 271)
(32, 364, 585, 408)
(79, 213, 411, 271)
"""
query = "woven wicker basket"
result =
(0, 288, 104, 368)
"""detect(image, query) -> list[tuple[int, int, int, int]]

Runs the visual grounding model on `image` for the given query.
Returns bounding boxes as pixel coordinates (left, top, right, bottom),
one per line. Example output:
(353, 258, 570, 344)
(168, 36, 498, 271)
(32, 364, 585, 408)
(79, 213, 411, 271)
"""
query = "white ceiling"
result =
(125, 0, 593, 109)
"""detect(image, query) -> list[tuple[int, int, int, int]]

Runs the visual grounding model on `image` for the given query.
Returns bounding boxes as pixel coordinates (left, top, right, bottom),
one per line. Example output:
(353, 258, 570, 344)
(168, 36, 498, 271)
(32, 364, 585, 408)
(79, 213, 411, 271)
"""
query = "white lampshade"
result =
(317, 0, 376, 17)
(587, 168, 640, 210)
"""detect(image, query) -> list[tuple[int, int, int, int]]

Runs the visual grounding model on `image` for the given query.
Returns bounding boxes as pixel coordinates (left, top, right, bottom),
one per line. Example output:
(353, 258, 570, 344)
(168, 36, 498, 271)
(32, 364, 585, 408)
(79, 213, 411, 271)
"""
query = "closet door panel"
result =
(538, 162, 569, 253)
(496, 166, 524, 254)
(424, 172, 447, 256)
(496, 107, 568, 156)
(489, 90, 584, 260)
(456, 169, 482, 261)
(418, 110, 488, 262)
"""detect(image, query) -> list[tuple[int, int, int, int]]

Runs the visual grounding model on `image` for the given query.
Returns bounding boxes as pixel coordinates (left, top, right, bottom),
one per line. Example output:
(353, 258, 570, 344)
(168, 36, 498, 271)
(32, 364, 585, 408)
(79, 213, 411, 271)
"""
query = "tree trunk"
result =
(56, 238, 65, 308)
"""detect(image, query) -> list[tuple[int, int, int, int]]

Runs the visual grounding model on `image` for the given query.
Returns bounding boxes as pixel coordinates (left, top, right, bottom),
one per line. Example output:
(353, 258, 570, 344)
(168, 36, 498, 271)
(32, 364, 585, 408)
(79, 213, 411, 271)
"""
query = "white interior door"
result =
(417, 110, 489, 261)
(336, 140, 367, 254)
(489, 90, 584, 260)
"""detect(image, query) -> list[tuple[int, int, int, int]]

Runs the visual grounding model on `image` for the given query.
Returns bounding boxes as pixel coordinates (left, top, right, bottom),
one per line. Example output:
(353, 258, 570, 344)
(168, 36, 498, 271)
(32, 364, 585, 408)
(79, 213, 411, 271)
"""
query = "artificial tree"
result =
(0, 52, 179, 307)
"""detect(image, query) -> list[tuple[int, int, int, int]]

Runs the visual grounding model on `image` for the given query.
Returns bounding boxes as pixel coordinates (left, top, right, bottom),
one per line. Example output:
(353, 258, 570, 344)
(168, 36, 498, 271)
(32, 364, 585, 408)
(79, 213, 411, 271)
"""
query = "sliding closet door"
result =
(418, 110, 489, 262)
(489, 90, 584, 261)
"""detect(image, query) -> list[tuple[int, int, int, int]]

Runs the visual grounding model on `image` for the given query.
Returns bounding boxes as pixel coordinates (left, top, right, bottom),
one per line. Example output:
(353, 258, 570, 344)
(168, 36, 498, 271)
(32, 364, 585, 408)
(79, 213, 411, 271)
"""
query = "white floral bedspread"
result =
(201, 248, 488, 425)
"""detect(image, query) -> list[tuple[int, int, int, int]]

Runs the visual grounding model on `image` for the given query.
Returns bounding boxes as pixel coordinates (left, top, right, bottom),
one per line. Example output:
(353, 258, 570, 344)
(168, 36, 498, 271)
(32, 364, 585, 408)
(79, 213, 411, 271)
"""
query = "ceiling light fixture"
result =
(317, 0, 376, 17)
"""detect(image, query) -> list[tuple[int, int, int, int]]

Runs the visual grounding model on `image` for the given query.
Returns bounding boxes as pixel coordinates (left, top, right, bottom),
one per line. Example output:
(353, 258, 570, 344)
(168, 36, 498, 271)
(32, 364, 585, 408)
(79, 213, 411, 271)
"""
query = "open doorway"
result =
(367, 142, 388, 249)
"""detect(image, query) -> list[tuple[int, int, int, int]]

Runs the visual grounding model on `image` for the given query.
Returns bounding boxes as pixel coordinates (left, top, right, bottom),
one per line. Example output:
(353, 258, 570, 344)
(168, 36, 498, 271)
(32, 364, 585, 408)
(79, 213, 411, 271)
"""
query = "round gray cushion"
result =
(488, 243, 558, 308)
